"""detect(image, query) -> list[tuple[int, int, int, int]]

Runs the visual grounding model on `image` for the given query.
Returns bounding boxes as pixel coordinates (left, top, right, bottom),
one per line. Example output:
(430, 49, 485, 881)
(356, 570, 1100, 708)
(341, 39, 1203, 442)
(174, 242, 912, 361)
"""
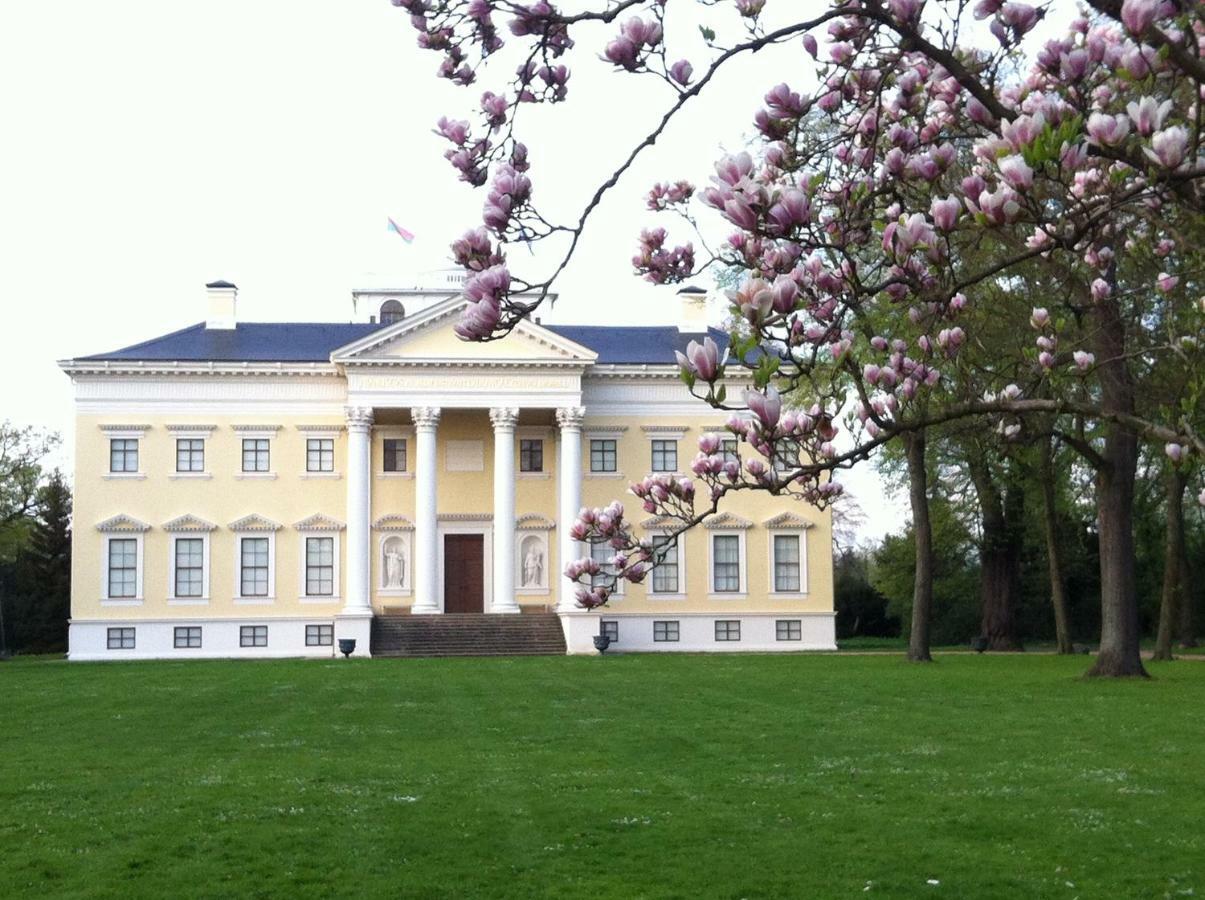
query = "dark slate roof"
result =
(545, 325, 729, 365)
(77, 322, 388, 363)
(75, 322, 730, 366)
(205, 280, 238, 289)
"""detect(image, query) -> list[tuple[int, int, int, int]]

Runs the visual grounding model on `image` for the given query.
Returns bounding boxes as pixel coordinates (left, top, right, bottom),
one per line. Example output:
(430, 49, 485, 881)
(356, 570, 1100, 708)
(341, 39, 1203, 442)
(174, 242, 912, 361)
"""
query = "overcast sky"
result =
(3, 1, 1076, 541)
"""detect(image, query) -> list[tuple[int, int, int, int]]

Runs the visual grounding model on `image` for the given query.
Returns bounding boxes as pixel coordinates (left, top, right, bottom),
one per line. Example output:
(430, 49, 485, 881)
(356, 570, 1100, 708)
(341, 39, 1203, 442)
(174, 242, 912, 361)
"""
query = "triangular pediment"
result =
(96, 514, 151, 533)
(331, 297, 597, 366)
(294, 513, 346, 532)
(228, 513, 282, 532)
(640, 514, 680, 530)
(702, 512, 754, 530)
(516, 513, 556, 531)
(162, 514, 217, 533)
(763, 511, 815, 530)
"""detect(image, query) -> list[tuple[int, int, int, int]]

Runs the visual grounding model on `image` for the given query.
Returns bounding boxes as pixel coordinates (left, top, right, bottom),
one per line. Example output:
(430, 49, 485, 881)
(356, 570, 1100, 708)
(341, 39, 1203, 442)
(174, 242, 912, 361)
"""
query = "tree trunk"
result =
(903, 430, 934, 662)
(1153, 467, 1187, 661)
(1085, 289, 1147, 678)
(967, 452, 1024, 651)
(1039, 437, 1074, 654)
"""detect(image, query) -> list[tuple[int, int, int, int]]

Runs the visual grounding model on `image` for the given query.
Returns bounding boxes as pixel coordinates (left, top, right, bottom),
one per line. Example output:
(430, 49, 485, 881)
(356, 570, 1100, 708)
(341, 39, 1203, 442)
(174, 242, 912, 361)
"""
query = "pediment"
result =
(763, 511, 815, 530)
(96, 514, 151, 533)
(228, 513, 282, 532)
(294, 513, 346, 532)
(640, 514, 679, 530)
(331, 297, 597, 366)
(162, 514, 217, 533)
(373, 514, 415, 532)
(516, 513, 556, 531)
(702, 512, 754, 530)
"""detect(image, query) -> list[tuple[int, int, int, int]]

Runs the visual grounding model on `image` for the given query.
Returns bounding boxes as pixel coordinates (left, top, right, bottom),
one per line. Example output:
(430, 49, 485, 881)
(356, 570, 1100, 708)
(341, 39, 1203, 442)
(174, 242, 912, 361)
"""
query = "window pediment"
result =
(96, 514, 151, 533)
(702, 512, 754, 530)
(228, 514, 282, 533)
(763, 511, 815, 530)
(373, 514, 415, 532)
(516, 513, 555, 531)
(294, 513, 346, 532)
(162, 514, 217, 533)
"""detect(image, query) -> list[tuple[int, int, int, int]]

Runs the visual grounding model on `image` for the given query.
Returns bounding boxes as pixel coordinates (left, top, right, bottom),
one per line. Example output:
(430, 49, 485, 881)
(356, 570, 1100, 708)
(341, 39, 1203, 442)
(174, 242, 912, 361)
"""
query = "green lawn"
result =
(2, 654, 1202, 899)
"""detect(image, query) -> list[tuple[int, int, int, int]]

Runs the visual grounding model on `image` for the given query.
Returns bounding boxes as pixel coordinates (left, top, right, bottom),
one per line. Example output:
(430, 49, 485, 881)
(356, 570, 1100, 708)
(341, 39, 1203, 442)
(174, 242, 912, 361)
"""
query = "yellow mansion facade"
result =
(59, 278, 835, 659)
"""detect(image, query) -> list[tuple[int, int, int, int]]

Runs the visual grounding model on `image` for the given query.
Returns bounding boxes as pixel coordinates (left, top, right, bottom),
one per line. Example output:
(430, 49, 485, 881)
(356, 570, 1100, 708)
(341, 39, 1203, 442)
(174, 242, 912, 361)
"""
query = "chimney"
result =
(676, 285, 709, 333)
(205, 280, 238, 330)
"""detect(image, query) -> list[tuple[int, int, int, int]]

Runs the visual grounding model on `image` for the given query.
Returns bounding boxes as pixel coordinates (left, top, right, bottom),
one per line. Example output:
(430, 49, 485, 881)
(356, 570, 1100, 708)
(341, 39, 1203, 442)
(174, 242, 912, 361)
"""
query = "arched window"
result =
(379, 299, 405, 325)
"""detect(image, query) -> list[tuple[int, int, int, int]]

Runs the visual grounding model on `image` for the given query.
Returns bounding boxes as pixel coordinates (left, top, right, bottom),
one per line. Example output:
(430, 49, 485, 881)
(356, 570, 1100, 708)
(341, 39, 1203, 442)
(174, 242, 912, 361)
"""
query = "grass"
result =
(2, 654, 1203, 899)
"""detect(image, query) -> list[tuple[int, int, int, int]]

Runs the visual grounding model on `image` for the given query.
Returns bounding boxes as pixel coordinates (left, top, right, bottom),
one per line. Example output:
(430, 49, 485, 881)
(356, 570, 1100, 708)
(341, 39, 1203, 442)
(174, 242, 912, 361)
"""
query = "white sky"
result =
(2, 1, 1074, 542)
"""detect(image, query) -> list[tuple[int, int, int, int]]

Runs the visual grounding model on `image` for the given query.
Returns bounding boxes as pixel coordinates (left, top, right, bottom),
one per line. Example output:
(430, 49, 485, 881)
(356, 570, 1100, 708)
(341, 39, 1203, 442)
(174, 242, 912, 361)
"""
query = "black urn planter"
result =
(338, 638, 357, 658)
(593, 634, 612, 653)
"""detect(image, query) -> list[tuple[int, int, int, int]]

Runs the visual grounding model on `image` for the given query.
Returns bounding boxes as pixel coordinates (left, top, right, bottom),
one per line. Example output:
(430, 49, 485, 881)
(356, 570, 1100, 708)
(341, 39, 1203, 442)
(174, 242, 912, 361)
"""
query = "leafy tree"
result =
(399, 0, 1205, 675)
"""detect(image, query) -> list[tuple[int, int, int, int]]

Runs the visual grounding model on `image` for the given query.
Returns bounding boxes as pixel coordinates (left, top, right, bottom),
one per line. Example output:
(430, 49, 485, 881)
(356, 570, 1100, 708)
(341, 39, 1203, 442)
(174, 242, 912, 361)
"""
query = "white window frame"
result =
(167, 533, 211, 604)
(172, 436, 208, 476)
(600, 620, 619, 644)
(240, 625, 269, 648)
(174, 626, 203, 649)
(233, 532, 276, 604)
(306, 623, 334, 646)
(648, 531, 686, 599)
(376, 427, 415, 480)
(767, 529, 808, 596)
(583, 427, 627, 479)
(516, 426, 553, 480)
(300, 430, 341, 479)
(299, 531, 341, 603)
(102, 429, 146, 480)
(107, 626, 136, 650)
(587, 540, 624, 597)
(234, 428, 279, 479)
(101, 533, 144, 605)
(708, 530, 748, 597)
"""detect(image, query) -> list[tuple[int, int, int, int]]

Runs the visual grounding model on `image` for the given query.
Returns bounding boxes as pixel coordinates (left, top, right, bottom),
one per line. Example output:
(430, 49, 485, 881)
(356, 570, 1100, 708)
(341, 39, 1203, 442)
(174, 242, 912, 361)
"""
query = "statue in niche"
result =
(384, 540, 406, 589)
(522, 540, 544, 587)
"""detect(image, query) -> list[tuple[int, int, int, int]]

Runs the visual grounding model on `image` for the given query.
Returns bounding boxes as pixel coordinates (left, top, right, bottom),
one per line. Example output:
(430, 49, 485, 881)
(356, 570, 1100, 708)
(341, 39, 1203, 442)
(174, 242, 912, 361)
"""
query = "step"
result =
(369, 612, 567, 657)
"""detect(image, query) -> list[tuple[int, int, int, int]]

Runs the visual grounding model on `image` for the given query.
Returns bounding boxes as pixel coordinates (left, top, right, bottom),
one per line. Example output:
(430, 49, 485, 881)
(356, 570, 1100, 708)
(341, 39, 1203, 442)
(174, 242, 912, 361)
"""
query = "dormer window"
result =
(379, 299, 405, 325)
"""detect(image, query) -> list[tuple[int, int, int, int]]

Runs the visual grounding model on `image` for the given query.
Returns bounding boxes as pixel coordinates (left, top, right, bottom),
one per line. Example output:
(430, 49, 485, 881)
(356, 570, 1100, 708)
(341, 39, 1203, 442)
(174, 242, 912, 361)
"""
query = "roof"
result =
(75, 322, 732, 366)
(205, 280, 238, 289)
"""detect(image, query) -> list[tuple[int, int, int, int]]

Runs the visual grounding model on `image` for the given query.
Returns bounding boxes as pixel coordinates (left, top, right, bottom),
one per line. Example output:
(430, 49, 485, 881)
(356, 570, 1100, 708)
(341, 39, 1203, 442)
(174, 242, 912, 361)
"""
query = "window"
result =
(240, 625, 268, 648)
(650, 534, 680, 594)
(773, 534, 802, 592)
(776, 619, 802, 641)
(306, 537, 335, 597)
(242, 438, 270, 473)
(653, 620, 679, 642)
(651, 439, 678, 473)
(601, 620, 619, 644)
(520, 439, 543, 473)
(174, 538, 204, 598)
(379, 299, 405, 324)
(590, 439, 617, 473)
(109, 438, 138, 473)
(589, 541, 617, 591)
(175, 438, 205, 473)
(107, 539, 138, 598)
(240, 538, 270, 597)
(107, 627, 135, 649)
(721, 439, 740, 465)
(712, 534, 741, 592)
(383, 438, 407, 473)
(174, 626, 202, 649)
(306, 438, 334, 473)
(772, 439, 802, 473)
(306, 624, 334, 646)
(715, 620, 741, 642)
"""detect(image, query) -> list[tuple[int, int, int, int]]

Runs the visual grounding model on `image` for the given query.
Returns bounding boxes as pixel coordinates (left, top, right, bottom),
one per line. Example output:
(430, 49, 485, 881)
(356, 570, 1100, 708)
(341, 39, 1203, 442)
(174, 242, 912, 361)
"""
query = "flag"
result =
(387, 217, 415, 243)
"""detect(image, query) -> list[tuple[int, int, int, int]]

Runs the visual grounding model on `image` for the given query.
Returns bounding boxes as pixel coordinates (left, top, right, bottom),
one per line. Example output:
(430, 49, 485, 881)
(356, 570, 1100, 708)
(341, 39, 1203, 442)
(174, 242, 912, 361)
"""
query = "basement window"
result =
(601, 620, 619, 644)
(306, 624, 334, 646)
(240, 625, 268, 648)
(107, 627, 135, 650)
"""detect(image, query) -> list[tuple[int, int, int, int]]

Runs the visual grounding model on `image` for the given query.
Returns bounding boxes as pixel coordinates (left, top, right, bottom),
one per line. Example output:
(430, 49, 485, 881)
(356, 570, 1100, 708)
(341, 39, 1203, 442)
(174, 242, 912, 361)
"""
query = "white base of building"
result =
(580, 612, 837, 653)
(68, 616, 342, 661)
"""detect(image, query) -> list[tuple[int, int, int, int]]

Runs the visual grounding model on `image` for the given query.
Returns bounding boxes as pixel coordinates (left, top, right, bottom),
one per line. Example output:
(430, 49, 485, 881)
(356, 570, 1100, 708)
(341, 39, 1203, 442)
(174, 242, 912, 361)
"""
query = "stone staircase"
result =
(370, 613, 567, 657)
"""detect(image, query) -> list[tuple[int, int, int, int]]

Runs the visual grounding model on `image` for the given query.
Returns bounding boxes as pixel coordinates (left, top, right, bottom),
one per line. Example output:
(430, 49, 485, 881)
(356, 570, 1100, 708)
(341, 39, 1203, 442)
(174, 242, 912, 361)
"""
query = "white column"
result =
(410, 407, 442, 614)
(490, 407, 521, 613)
(343, 406, 374, 613)
(556, 407, 586, 611)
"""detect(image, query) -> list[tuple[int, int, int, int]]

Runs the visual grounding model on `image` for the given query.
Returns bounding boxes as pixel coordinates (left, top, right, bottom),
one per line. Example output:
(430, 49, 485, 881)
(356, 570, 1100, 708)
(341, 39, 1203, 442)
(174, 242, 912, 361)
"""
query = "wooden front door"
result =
(444, 534, 485, 613)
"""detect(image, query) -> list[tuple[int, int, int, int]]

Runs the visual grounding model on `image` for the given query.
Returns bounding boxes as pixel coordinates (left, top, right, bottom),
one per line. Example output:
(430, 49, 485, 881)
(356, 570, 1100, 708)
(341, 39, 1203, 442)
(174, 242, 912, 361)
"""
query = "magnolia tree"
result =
(395, 0, 1204, 676)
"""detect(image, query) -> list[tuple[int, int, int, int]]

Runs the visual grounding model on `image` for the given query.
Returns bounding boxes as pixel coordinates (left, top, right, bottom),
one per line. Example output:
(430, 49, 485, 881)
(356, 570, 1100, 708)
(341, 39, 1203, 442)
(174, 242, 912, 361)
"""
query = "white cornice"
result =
(60, 360, 341, 378)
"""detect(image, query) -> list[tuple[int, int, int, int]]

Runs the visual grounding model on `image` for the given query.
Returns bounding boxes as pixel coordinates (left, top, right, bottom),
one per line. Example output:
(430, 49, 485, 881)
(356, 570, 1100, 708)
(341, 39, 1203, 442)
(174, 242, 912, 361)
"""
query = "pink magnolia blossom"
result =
(1091, 278, 1111, 301)
(1120, 0, 1160, 34)
(930, 195, 960, 231)
(1086, 112, 1130, 147)
(669, 59, 693, 86)
(1165, 443, 1185, 463)
(998, 154, 1034, 190)
(744, 386, 782, 430)
(1030, 307, 1050, 329)
(674, 336, 721, 381)
(1145, 126, 1188, 169)
(1072, 350, 1095, 371)
(1126, 97, 1171, 136)
(1157, 272, 1179, 292)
